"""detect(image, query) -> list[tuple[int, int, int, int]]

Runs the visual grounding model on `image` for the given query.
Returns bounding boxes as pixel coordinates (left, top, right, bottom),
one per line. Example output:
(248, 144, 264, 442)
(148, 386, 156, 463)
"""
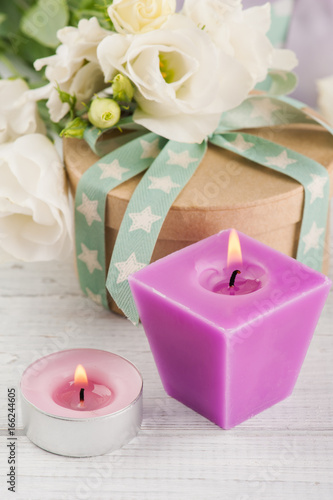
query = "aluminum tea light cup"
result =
(20, 349, 143, 457)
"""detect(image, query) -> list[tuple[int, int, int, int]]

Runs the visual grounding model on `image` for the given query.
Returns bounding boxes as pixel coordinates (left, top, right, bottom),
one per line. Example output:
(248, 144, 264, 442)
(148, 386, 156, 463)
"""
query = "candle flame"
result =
(74, 364, 88, 386)
(227, 229, 242, 268)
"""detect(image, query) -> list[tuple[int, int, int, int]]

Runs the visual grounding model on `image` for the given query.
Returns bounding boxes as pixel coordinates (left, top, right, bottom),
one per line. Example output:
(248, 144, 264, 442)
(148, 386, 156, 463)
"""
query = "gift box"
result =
(64, 120, 333, 315)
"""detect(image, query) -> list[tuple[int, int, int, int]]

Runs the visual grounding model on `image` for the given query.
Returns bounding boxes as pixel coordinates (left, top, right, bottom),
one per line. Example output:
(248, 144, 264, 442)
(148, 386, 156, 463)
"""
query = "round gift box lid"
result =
(64, 121, 333, 241)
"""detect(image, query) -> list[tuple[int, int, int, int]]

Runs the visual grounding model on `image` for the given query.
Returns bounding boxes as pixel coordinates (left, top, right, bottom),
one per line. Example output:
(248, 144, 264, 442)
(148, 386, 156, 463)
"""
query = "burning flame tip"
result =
(227, 229, 242, 268)
(74, 364, 88, 386)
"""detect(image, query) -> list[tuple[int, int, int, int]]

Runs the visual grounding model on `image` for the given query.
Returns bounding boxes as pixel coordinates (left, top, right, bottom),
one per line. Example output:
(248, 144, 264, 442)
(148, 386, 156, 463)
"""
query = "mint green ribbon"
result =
(268, 0, 294, 47)
(210, 132, 329, 271)
(75, 132, 167, 308)
(75, 92, 332, 323)
(106, 140, 207, 322)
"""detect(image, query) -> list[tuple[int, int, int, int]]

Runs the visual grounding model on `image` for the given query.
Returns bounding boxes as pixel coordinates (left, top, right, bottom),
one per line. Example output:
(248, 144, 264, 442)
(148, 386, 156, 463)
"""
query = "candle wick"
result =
(229, 270, 241, 288)
(80, 388, 85, 404)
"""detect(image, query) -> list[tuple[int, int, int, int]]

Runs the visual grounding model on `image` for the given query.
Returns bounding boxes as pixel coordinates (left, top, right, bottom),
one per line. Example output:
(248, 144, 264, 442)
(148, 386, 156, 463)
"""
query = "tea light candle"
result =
(20, 349, 143, 457)
(129, 229, 331, 429)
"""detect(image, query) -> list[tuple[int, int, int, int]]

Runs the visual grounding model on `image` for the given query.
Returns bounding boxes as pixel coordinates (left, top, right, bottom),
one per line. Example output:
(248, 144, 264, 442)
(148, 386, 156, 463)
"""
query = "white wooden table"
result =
(1, 211, 332, 500)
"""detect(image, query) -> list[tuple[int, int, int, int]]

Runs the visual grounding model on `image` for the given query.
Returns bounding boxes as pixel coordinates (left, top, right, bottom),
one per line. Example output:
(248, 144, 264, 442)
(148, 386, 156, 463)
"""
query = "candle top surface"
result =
(20, 349, 143, 419)
(129, 230, 331, 333)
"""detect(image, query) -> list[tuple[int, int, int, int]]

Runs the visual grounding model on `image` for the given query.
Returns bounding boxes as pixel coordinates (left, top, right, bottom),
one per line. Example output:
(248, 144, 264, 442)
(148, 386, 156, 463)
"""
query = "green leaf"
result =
(56, 85, 77, 119)
(0, 2, 21, 38)
(67, 0, 98, 9)
(68, 0, 114, 29)
(256, 71, 298, 96)
(16, 36, 54, 65)
(57, 86, 76, 106)
(20, 0, 69, 49)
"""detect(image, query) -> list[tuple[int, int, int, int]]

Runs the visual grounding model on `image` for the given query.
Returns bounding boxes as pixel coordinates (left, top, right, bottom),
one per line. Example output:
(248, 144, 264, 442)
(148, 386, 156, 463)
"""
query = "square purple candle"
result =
(129, 230, 331, 429)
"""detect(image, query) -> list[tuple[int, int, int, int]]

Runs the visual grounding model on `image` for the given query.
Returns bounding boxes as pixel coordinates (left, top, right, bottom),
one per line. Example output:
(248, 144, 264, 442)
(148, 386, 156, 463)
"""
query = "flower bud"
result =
(112, 74, 134, 102)
(60, 117, 88, 139)
(88, 98, 121, 129)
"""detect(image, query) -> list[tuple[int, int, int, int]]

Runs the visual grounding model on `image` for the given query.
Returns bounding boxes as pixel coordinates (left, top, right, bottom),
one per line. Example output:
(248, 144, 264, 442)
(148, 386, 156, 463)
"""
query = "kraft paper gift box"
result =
(64, 122, 333, 314)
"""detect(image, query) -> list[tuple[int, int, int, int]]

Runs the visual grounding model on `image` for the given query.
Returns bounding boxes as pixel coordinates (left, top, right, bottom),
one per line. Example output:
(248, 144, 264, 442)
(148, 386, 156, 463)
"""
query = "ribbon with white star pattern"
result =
(210, 132, 330, 270)
(75, 132, 167, 309)
(106, 140, 207, 323)
(75, 94, 332, 323)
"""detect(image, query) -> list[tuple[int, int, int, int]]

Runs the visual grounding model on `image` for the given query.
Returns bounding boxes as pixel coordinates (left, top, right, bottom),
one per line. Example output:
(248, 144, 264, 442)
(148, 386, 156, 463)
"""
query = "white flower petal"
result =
(0, 79, 45, 144)
(34, 17, 109, 123)
(317, 75, 333, 127)
(183, 0, 297, 87)
(242, 3, 271, 35)
(97, 34, 130, 82)
(270, 48, 298, 72)
(134, 108, 221, 143)
(69, 62, 106, 105)
(99, 15, 243, 142)
(0, 135, 72, 262)
(108, 0, 176, 34)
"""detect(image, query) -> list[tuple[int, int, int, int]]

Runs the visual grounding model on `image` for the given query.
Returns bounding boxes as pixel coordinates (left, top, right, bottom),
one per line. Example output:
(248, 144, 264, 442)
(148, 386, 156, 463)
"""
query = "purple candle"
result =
(129, 230, 331, 429)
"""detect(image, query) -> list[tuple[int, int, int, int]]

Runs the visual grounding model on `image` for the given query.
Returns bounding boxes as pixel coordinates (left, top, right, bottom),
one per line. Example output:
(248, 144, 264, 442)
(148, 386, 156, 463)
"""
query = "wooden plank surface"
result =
(1, 210, 332, 500)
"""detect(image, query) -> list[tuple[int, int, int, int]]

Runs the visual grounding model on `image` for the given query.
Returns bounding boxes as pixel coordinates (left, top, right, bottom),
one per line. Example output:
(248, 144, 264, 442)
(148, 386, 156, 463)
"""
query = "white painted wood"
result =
(0, 208, 332, 500)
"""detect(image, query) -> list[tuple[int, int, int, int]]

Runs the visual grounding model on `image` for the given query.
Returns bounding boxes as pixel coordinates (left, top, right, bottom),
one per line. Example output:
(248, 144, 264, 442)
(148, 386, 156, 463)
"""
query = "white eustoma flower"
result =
(317, 75, 333, 127)
(183, 0, 297, 86)
(183, 0, 242, 26)
(98, 15, 252, 143)
(109, 0, 176, 34)
(30, 17, 109, 122)
(0, 134, 72, 262)
(0, 78, 45, 144)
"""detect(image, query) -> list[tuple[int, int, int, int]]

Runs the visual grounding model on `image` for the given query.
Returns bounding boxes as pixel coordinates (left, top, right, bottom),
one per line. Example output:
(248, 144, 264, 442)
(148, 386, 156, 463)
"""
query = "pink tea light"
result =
(129, 229, 331, 429)
(20, 349, 143, 456)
